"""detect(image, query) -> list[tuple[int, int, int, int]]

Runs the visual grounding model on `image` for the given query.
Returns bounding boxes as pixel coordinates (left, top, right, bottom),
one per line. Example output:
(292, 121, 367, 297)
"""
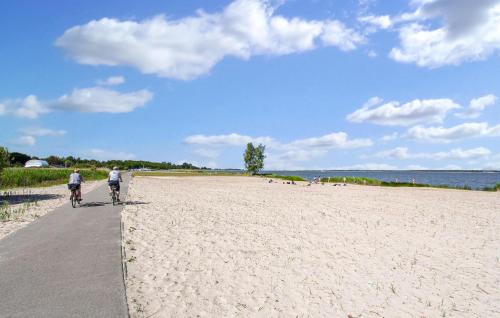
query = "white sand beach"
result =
(123, 176, 500, 317)
(0, 180, 104, 240)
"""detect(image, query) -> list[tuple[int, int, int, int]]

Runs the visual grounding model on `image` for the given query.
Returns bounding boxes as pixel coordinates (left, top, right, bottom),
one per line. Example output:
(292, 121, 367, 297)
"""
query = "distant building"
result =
(24, 159, 49, 168)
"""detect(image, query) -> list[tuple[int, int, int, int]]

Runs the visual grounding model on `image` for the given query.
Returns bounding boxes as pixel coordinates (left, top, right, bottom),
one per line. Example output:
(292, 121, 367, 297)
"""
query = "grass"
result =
(322, 176, 500, 191)
(0, 168, 108, 189)
(132, 169, 246, 177)
(259, 174, 306, 182)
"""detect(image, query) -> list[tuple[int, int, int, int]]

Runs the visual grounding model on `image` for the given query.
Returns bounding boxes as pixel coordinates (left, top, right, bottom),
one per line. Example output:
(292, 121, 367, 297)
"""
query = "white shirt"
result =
(69, 173, 82, 184)
(109, 170, 121, 181)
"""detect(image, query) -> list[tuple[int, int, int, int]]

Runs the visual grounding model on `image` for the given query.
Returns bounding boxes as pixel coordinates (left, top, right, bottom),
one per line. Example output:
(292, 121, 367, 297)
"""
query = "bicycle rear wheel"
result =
(71, 191, 77, 208)
(112, 190, 117, 206)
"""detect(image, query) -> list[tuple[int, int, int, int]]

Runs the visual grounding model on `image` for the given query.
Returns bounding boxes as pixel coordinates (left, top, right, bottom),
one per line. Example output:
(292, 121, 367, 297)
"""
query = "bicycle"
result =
(69, 185, 80, 208)
(111, 184, 118, 206)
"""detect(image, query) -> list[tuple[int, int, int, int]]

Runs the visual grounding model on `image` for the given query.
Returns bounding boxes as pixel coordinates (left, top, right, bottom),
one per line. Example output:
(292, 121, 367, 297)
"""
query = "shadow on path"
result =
(0, 194, 64, 205)
(79, 201, 149, 208)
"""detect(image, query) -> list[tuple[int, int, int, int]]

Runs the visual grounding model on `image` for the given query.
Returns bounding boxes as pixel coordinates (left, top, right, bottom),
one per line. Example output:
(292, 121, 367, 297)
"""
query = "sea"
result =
(263, 170, 500, 190)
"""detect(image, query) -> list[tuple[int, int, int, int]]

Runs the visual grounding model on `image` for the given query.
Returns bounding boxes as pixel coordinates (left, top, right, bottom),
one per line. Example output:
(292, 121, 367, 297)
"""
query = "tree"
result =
(0, 146, 10, 182)
(244, 143, 265, 175)
(9, 152, 31, 166)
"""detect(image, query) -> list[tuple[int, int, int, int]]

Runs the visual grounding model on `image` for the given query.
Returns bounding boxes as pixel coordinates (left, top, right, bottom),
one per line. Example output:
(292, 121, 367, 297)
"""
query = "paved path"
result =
(0, 175, 131, 318)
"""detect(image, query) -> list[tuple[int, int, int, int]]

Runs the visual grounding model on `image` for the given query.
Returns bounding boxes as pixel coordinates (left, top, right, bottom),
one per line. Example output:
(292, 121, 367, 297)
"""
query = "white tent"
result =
(24, 159, 49, 168)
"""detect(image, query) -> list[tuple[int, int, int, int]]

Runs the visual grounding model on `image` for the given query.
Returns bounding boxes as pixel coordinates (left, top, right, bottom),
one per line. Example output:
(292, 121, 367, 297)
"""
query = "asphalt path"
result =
(0, 174, 131, 317)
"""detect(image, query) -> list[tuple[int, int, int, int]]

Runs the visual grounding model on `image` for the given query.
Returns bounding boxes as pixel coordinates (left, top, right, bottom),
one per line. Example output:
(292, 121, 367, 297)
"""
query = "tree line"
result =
(0, 146, 206, 171)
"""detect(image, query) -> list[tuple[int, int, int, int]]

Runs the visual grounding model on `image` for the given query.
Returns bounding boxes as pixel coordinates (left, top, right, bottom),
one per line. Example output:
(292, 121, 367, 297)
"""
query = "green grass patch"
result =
(259, 174, 306, 182)
(319, 176, 492, 191)
(0, 168, 108, 189)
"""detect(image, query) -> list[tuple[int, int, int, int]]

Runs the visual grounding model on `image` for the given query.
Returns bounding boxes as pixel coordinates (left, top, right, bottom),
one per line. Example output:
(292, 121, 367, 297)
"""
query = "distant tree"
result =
(244, 143, 265, 175)
(0, 146, 10, 182)
(45, 155, 64, 166)
(9, 152, 31, 166)
(64, 159, 73, 168)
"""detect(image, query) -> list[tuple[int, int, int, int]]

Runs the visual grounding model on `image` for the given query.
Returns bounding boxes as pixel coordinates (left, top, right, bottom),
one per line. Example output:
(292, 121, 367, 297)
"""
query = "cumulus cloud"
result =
(375, 146, 492, 160)
(407, 122, 500, 142)
(185, 132, 372, 169)
(97, 76, 125, 86)
(389, 0, 500, 67)
(52, 87, 152, 113)
(0, 86, 153, 118)
(55, 0, 364, 80)
(456, 94, 497, 119)
(347, 97, 460, 126)
(0, 95, 49, 119)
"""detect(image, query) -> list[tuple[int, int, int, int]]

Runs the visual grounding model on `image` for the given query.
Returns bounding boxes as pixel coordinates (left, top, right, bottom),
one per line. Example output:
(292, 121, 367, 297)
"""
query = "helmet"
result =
(74, 168, 80, 173)
(113, 166, 119, 170)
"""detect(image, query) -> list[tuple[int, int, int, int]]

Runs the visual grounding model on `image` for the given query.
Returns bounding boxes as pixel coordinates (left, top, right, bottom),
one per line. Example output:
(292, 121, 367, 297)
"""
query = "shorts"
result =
(68, 183, 81, 191)
(108, 180, 120, 191)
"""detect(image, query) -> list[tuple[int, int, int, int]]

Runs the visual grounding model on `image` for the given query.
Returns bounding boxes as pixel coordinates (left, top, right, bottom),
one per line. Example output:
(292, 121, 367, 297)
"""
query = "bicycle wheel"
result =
(71, 191, 77, 208)
(112, 190, 117, 206)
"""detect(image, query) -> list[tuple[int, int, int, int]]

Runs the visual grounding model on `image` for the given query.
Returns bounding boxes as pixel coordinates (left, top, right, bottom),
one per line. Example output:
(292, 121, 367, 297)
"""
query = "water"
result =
(264, 170, 500, 189)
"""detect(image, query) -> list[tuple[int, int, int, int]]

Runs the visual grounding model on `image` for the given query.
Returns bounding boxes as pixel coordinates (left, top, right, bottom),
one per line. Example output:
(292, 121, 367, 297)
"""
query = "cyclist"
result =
(68, 168, 84, 202)
(108, 166, 123, 201)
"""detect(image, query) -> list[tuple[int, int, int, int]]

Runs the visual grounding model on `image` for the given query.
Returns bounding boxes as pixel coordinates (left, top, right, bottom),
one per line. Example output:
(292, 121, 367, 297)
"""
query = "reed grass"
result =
(0, 168, 108, 189)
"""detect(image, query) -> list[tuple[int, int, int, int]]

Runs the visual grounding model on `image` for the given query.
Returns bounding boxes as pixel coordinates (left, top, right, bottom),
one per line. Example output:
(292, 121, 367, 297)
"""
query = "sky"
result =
(1, 0, 499, 170)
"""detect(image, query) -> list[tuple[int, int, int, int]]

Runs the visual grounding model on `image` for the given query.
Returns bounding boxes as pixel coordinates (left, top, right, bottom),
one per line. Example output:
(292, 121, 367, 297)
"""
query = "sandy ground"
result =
(122, 176, 500, 318)
(0, 180, 104, 240)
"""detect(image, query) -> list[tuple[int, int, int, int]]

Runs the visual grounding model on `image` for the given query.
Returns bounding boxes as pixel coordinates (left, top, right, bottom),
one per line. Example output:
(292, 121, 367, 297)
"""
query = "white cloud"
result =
(375, 146, 492, 160)
(0, 86, 153, 118)
(86, 148, 136, 160)
(21, 128, 67, 137)
(14, 136, 36, 146)
(0, 95, 49, 119)
(185, 131, 372, 170)
(456, 94, 497, 119)
(185, 133, 275, 147)
(97, 76, 125, 86)
(333, 163, 398, 170)
(55, 0, 364, 80)
(347, 97, 460, 126)
(380, 132, 399, 141)
(52, 87, 152, 113)
(389, 0, 500, 67)
(358, 15, 392, 30)
(288, 132, 372, 149)
(407, 122, 500, 142)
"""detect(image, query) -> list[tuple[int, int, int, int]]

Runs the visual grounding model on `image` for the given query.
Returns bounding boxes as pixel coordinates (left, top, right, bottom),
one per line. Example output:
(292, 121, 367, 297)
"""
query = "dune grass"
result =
(0, 168, 108, 189)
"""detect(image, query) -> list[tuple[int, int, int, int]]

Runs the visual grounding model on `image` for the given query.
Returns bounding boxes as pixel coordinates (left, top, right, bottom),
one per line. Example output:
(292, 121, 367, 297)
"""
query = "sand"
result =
(0, 180, 104, 240)
(122, 176, 500, 318)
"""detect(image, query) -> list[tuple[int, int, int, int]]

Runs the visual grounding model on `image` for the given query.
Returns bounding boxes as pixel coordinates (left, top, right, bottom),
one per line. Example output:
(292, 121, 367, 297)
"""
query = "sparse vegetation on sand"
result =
(0, 168, 108, 189)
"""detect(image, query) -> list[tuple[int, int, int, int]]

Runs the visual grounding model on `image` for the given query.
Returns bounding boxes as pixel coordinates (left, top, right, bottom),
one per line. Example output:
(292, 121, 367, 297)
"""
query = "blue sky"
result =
(1, 0, 499, 170)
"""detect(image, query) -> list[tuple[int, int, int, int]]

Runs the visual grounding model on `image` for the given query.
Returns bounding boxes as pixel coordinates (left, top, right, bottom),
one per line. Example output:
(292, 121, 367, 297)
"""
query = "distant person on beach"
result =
(108, 166, 123, 201)
(68, 168, 84, 202)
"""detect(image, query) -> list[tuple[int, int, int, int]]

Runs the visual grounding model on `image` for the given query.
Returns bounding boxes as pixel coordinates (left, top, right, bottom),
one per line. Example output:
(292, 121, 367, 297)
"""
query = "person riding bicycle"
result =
(68, 168, 84, 202)
(108, 166, 123, 201)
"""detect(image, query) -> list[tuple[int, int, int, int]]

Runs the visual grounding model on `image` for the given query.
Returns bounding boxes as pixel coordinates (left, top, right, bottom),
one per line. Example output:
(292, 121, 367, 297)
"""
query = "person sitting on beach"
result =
(68, 168, 84, 202)
(108, 166, 123, 201)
